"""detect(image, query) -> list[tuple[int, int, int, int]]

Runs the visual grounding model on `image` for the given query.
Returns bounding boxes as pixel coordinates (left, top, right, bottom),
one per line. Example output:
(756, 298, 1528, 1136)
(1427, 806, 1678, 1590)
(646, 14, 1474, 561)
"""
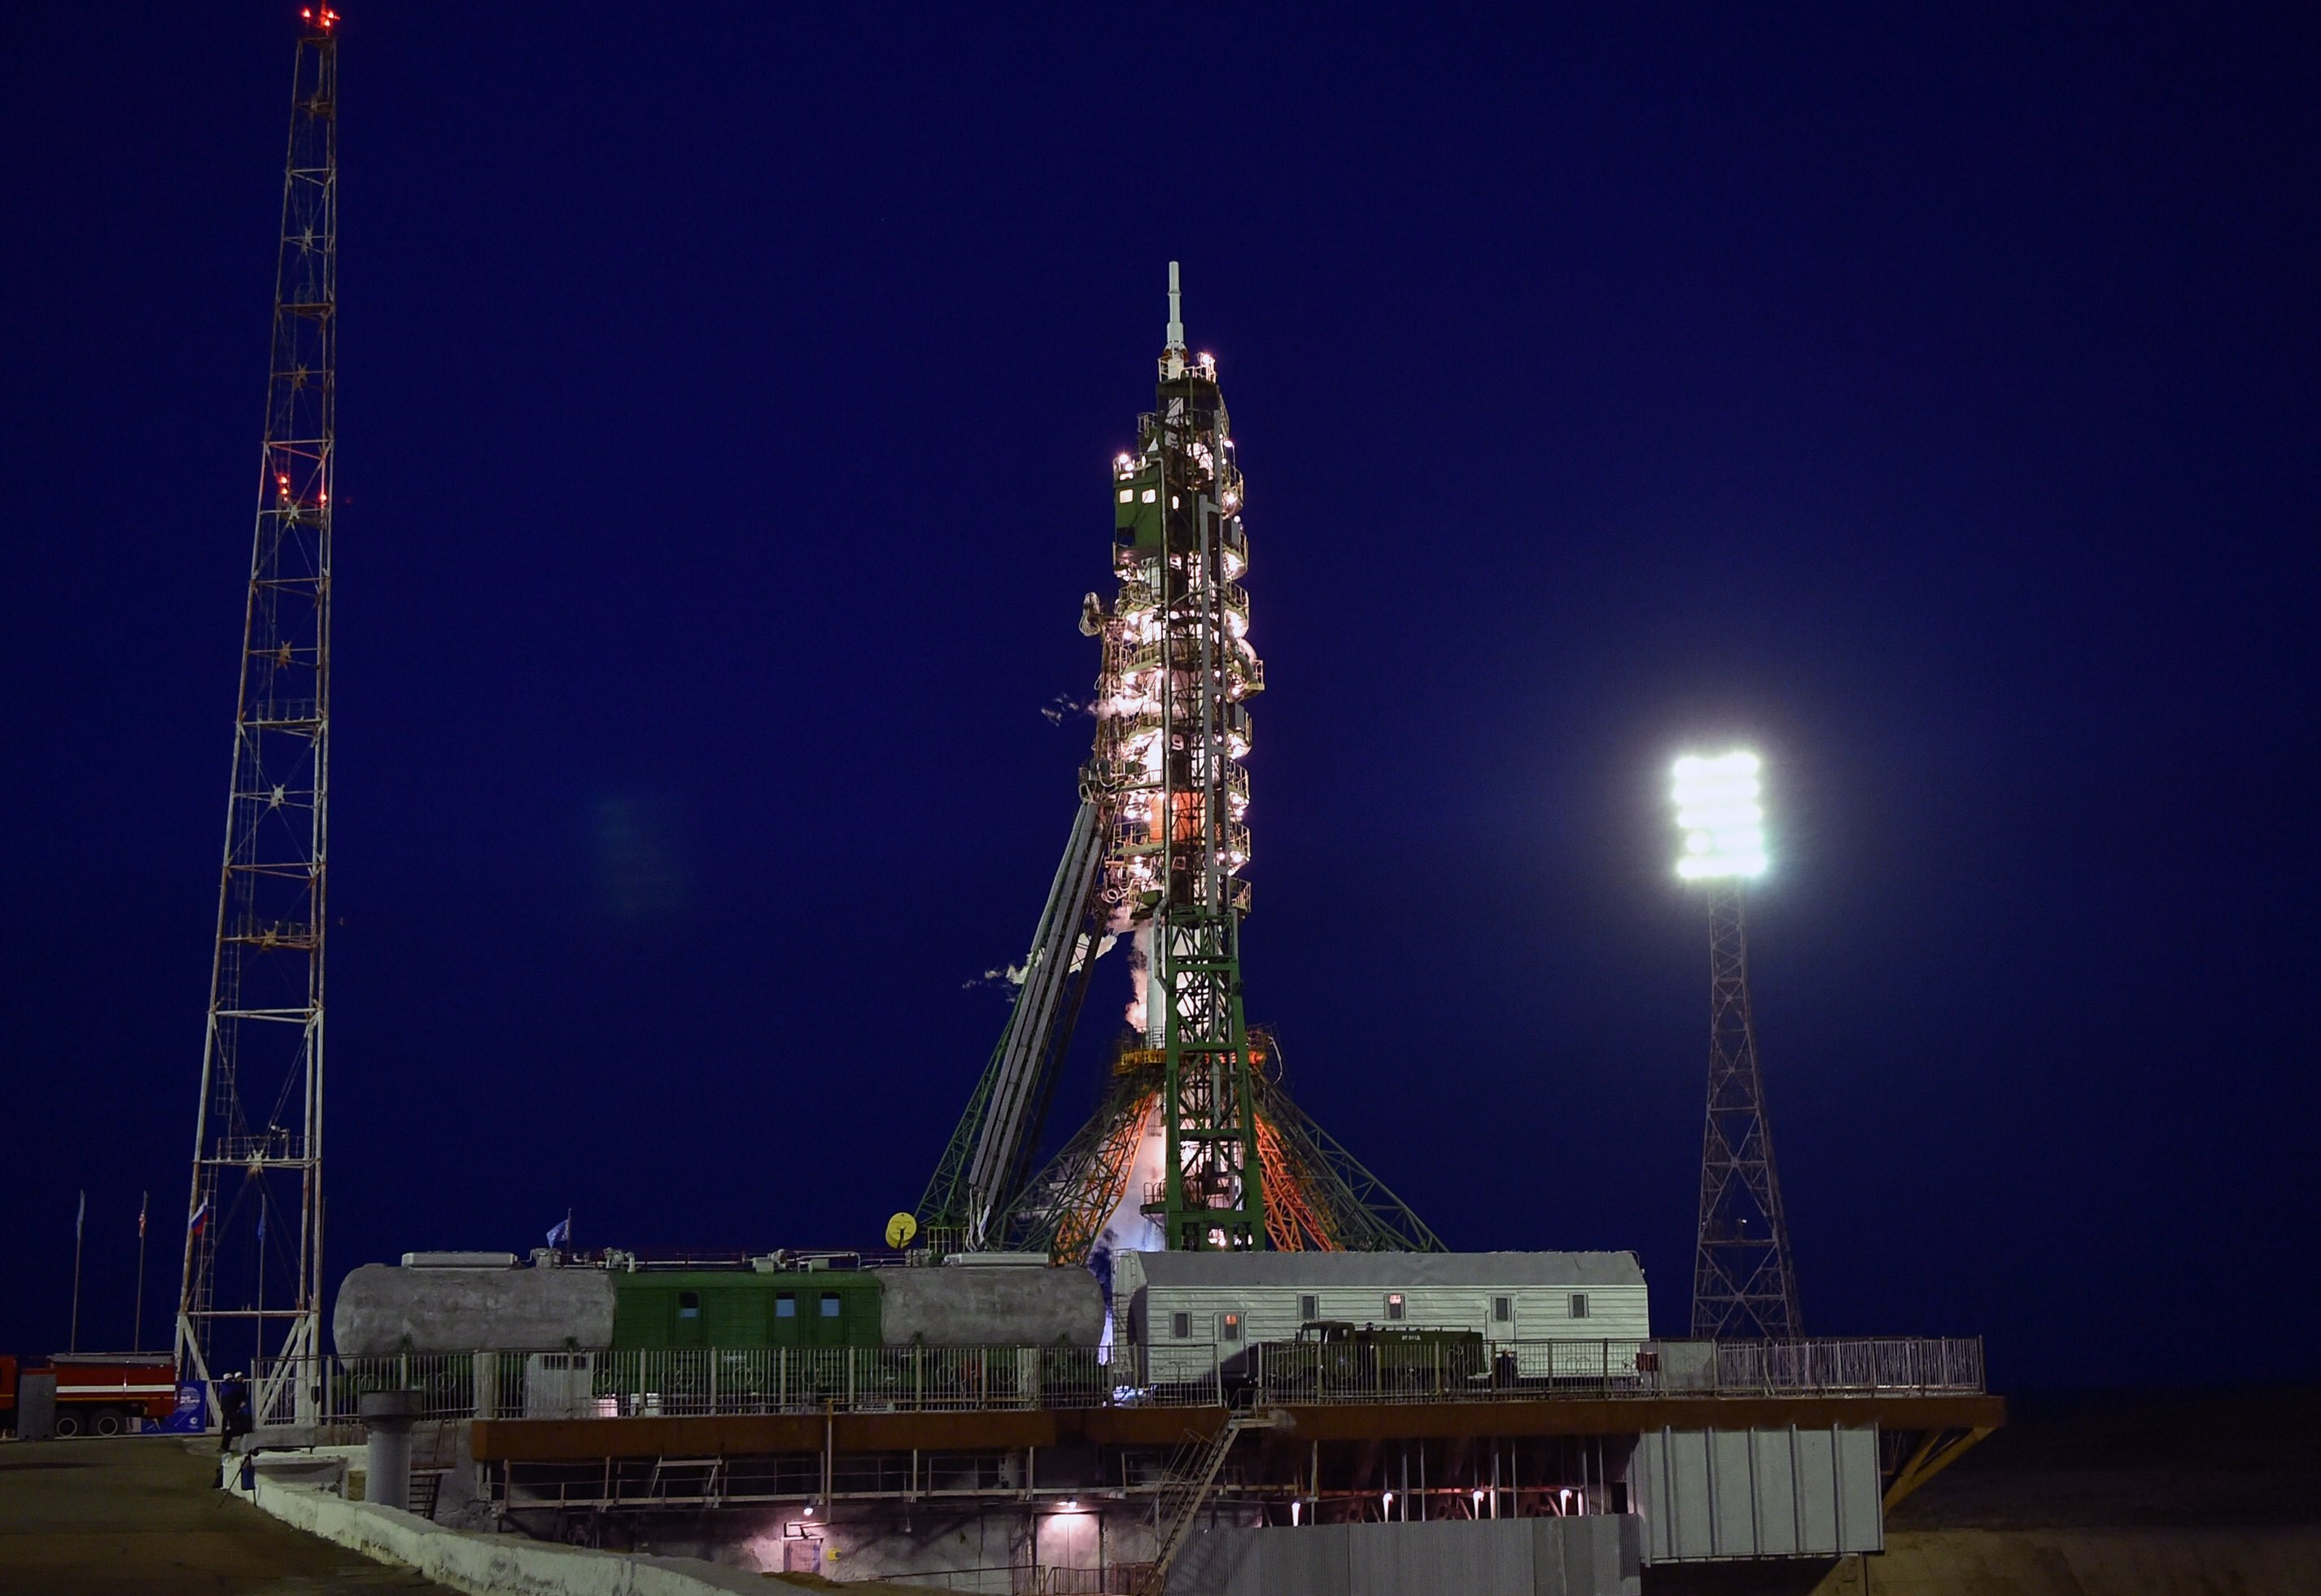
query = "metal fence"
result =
(1238, 1336, 1984, 1405)
(251, 1336, 1980, 1427)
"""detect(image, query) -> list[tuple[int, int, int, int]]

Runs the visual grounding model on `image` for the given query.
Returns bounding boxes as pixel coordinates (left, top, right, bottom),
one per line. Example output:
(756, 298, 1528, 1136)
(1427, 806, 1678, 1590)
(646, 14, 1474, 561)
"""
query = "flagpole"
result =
(70, 1190, 86, 1353)
(135, 1192, 150, 1352)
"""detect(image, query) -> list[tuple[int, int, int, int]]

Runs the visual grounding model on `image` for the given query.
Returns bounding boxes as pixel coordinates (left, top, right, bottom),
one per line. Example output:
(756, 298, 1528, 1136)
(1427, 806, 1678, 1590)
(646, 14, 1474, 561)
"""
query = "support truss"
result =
(1690, 883, 1802, 1340)
(177, 14, 339, 1422)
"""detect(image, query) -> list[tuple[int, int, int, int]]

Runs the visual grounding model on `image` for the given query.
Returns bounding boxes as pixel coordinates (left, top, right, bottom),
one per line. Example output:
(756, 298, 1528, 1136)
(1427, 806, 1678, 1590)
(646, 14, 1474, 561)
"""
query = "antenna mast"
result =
(177, 7, 339, 1422)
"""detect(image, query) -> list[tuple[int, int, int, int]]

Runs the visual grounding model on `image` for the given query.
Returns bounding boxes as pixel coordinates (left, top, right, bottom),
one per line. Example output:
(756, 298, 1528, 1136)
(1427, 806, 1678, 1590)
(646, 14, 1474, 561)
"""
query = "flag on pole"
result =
(138, 1192, 148, 1239)
(256, 1207, 268, 1244)
(189, 1200, 210, 1237)
(546, 1213, 571, 1248)
(76, 1190, 85, 1242)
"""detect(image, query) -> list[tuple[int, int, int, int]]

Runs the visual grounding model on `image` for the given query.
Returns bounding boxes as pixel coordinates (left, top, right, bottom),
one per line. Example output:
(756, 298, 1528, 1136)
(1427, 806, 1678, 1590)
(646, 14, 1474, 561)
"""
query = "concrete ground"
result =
(0, 1436, 453, 1596)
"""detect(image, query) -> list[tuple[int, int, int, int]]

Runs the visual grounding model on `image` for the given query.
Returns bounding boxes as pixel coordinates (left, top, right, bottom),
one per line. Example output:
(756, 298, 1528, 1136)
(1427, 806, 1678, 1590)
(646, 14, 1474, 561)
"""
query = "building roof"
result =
(1126, 1250, 1646, 1289)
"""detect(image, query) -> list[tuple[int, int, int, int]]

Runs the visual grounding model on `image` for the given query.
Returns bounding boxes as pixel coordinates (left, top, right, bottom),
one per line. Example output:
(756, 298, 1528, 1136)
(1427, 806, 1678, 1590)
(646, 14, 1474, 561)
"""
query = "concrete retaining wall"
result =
(233, 1470, 778, 1596)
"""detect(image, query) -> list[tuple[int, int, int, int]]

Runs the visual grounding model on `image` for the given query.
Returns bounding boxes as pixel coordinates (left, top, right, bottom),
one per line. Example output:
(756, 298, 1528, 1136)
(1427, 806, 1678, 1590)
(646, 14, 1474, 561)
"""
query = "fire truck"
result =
(1, 1352, 181, 1436)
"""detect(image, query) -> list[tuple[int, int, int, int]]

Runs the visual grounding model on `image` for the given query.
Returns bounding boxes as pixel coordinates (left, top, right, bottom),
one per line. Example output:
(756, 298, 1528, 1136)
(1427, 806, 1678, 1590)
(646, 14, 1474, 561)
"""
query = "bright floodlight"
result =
(1672, 751, 1767, 881)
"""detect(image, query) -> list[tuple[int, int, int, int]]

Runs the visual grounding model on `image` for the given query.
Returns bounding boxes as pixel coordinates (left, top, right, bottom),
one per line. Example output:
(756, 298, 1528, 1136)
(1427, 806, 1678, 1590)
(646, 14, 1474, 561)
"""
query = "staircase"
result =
(1136, 1410, 1289, 1595)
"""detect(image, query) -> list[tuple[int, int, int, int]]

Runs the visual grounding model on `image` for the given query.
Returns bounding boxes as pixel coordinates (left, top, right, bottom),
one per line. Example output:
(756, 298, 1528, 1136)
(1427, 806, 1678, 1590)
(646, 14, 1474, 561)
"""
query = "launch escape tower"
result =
(920, 268, 1438, 1261)
(1672, 754, 1803, 1340)
(177, 10, 339, 1415)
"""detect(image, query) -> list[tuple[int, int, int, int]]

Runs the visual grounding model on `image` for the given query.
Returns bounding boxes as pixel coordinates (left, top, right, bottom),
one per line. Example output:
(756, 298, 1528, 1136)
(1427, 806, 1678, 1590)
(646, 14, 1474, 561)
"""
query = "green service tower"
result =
(1097, 263, 1267, 1250)
(920, 267, 1434, 1265)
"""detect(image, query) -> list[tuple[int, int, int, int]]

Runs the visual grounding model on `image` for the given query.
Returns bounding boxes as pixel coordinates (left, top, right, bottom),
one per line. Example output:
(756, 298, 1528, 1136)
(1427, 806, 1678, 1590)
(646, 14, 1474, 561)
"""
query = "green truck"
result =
(1248, 1321, 1491, 1395)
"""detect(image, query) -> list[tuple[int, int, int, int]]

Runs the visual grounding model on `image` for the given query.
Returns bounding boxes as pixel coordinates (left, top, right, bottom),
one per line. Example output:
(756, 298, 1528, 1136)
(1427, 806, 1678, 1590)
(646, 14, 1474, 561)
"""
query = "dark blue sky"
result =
(3, 3, 2315, 1389)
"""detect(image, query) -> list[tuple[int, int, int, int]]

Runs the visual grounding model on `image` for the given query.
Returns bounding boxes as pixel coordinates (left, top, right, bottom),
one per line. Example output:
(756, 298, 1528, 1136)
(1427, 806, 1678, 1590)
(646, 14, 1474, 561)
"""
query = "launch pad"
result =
(164, 41, 2000, 1585)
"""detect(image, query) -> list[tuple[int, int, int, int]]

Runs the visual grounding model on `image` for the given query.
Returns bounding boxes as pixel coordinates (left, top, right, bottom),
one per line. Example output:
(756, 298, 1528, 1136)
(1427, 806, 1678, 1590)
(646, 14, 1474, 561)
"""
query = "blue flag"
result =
(546, 1213, 571, 1248)
(256, 1208, 267, 1244)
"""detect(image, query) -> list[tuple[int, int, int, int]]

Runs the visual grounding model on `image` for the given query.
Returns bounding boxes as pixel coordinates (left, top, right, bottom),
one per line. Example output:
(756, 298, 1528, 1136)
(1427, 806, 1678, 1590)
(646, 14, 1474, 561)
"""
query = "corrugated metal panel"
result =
(1746, 1428, 1799, 1556)
(1634, 1425, 1882, 1562)
(1541, 1515, 1644, 1596)
(1266, 1523, 1352, 1594)
(1838, 1425, 1883, 1554)
(1711, 1429, 1755, 1553)
(1170, 1520, 1270, 1595)
(1165, 1518, 1641, 1596)
(1348, 1519, 1534, 1594)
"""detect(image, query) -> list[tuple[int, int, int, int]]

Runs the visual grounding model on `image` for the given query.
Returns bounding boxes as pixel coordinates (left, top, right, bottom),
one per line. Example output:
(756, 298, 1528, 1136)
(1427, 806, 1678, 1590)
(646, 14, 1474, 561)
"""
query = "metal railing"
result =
(1234, 1336, 1983, 1405)
(251, 1336, 1981, 1427)
(257, 1345, 1219, 1424)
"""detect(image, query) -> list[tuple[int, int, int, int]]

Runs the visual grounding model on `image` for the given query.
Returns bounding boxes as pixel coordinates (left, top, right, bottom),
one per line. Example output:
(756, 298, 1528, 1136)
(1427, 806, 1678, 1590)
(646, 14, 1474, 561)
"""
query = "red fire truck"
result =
(1, 1352, 181, 1436)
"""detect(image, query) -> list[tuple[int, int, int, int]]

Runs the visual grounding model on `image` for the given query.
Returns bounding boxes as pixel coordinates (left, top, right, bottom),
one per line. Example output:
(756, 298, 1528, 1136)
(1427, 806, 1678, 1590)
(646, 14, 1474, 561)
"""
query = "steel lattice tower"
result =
(176, 10, 339, 1417)
(1676, 750, 1801, 1340)
(1126, 271, 1265, 1251)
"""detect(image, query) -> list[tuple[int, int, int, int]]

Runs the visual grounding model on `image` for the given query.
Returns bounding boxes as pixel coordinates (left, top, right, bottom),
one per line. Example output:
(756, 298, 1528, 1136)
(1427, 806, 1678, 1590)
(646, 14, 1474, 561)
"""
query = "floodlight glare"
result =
(1672, 751, 1767, 880)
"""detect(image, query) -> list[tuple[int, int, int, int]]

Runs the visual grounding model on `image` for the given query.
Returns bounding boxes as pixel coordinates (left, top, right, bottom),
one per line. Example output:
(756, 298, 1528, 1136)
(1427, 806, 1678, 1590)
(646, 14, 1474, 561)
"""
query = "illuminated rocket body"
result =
(1083, 265, 1266, 1250)
(920, 267, 1433, 1264)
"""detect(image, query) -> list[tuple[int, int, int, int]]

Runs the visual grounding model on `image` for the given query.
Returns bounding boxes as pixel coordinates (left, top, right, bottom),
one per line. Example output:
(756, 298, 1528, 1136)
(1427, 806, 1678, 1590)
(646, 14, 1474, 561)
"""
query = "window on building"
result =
(1569, 1293, 1590, 1320)
(1118, 489, 1133, 503)
(1298, 1294, 1319, 1323)
(1386, 1293, 1405, 1322)
(1222, 1313, 1242, 1344)
(820, 1292, 842, 1318)
(677, 1291, 700, 1320)
(775, 1293, 796, 1318)
(1493, 1296, 1513, 1324)
(1171, 1311, 1191, 1340)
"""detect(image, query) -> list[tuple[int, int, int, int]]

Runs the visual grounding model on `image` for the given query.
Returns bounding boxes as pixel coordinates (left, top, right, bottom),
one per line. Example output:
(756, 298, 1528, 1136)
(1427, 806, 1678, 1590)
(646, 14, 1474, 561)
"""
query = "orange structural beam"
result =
(1255, 1112, 1338, 1253)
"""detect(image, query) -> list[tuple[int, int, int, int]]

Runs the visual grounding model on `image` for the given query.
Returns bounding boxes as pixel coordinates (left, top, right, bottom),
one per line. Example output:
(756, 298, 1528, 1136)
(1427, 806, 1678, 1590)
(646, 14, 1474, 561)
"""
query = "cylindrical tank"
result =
(879, 1262, 1104, 1347)
(333, 1262, 616, 1357)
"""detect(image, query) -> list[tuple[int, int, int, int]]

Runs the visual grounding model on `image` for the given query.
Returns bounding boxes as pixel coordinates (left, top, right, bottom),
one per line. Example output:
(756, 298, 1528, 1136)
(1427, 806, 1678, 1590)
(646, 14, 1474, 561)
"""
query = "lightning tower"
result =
(177, 7, 339, 1419)
(920, 268, 1437, 1261)
(1672, 752, 1802, 1340)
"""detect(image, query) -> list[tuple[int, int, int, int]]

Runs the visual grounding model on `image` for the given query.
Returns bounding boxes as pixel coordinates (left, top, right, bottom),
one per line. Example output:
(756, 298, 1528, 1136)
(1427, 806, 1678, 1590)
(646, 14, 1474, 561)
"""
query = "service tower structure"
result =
(177, 8, 339, 1420)
(1099, 265, 1265, 1252)
(919, 269, 1439, 1264)
(1671, 751, 1803, 1340)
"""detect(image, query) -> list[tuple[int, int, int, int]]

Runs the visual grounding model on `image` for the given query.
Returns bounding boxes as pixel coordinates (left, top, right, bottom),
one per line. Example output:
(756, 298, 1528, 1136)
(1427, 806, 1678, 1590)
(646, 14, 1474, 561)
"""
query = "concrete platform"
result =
(0, 1435, 452, 1596)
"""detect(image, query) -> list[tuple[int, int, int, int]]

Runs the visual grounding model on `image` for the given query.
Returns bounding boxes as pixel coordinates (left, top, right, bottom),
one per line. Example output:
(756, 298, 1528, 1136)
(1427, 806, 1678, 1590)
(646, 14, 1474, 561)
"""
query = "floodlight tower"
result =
(1672, 751, 1802, 1340)
(177, 7, 339, 1419)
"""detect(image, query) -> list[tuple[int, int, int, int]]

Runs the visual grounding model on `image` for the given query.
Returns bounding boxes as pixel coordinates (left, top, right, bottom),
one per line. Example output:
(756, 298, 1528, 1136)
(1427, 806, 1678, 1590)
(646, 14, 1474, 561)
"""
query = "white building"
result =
(1111, 1250, 1651, 1384)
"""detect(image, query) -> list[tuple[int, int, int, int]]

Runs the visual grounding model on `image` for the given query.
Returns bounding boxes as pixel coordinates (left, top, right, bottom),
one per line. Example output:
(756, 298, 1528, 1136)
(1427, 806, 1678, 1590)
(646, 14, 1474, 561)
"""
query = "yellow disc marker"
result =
(885, 1212, 919, 1249)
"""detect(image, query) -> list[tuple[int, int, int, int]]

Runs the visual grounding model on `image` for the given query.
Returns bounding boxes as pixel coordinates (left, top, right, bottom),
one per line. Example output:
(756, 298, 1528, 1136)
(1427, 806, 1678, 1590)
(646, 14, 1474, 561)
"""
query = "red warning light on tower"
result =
(299, 7, 339, 30)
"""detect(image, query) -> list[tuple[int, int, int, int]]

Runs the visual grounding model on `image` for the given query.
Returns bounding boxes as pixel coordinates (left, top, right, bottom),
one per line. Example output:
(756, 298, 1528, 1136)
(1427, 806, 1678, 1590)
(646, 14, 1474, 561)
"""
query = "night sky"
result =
(3, 4, 2315, 1391)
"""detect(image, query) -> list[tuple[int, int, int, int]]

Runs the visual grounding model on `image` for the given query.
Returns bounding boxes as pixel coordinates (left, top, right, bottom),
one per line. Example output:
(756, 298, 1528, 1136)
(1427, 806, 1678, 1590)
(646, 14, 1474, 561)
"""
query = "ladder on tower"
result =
(1135, 1409, 1289, 1596)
